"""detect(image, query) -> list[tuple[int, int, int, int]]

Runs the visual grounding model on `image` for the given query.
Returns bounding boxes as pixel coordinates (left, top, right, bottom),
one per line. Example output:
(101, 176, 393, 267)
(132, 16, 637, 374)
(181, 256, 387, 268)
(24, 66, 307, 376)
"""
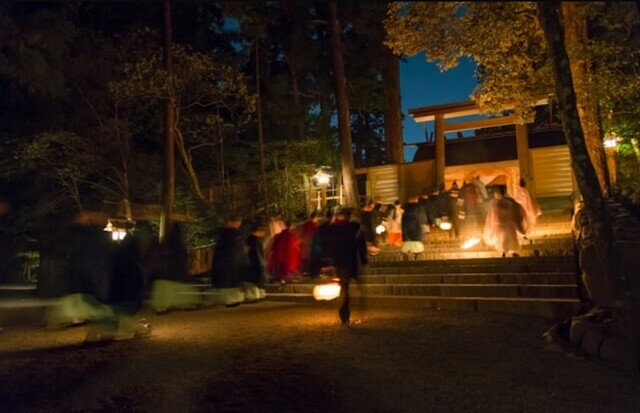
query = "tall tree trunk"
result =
(383, 47, 404, 164)
(328, 0, 359, 209)
(538, 2, 632, 320)
(255, 38, 270, 216)
(561, 2, 610, 196)
(159, 1, 175, 241)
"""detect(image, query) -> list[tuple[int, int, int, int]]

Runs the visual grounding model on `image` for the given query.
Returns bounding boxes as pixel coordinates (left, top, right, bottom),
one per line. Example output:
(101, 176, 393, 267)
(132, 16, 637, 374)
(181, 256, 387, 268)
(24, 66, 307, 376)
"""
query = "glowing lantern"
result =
(103, 220, 114, 232)
(375, 224, 387, 234)
(461, 238, 480, 249)
(111, 229, 126, 241)
(313, 278, 341, 301)
(603, 135, 619, 149)
(439, 217, 452, 231)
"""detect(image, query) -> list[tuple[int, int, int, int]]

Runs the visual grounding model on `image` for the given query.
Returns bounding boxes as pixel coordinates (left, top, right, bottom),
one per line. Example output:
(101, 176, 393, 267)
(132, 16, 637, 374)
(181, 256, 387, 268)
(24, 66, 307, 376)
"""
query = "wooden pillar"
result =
(434, 114, 445, 186)
(515, 123, 532, 193)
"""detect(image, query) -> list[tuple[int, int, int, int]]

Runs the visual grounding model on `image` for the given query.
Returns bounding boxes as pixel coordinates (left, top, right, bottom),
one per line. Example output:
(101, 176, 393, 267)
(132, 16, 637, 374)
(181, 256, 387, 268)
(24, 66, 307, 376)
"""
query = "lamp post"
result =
(312, 167, 333, 210)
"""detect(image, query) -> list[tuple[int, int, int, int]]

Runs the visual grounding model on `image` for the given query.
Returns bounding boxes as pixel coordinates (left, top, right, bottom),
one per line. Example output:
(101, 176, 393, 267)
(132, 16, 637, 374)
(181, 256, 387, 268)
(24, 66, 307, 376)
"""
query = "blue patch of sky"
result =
(400, 54, 478, 161)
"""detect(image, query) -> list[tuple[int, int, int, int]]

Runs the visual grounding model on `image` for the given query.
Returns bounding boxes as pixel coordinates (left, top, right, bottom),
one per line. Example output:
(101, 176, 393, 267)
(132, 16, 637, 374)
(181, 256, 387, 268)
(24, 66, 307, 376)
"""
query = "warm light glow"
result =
(317, 174, 330, 185)
(375, 224, 387, 234)
(604, 138, 618, 149)
(111, 229, 126, 241)
(461, 238, 480, 249)
(312, 167, 333, 187)
(313, 280, 341, 301)
(103, 220, 113, 232)
(439, 221, 452, 231)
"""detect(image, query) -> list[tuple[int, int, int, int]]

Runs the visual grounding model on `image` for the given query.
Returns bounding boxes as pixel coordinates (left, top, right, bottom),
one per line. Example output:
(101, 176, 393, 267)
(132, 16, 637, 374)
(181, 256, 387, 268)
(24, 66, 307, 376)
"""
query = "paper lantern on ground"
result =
(313, 278, 341, 301)
(439, 217, 452, 231)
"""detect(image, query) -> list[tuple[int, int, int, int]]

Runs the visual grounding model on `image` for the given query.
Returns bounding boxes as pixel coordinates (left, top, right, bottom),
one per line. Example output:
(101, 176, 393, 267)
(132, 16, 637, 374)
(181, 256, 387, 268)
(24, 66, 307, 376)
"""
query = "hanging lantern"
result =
(313, 278, 341, 301)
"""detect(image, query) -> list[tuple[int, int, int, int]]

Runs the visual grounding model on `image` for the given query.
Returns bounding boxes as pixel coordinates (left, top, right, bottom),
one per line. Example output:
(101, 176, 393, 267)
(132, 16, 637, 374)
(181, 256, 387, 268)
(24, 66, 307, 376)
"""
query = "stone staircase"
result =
(373, 198, 575, 261)
(263, 197, 583, 320)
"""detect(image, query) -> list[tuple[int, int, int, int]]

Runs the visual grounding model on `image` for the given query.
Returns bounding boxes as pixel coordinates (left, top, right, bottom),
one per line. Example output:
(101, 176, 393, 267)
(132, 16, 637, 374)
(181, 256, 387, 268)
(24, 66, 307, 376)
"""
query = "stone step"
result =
(360, 272, 578, 285)
(371, 248, 575, 262)
(374, 242, 574, 256)
(365, 264, 576, 275)
(369, 254, 575, 267)
(265, 283, 578, 300)
(371, 250, 568, 260)
(262, 293, 580, 320)
(425, 225, 572, 237)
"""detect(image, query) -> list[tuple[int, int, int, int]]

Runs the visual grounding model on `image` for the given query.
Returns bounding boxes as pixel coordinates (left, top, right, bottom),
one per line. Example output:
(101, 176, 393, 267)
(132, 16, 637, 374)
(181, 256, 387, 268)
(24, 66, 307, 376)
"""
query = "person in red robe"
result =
(267, 221, 301, 283)
(297, 212, 319, 276)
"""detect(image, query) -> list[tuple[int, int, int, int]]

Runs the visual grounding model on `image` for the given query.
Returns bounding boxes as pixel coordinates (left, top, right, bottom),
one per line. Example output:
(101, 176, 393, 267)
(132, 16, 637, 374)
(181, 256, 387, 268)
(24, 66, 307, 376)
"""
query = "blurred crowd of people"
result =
(35, 174, 541, 339)
(355, 175, 541, 259)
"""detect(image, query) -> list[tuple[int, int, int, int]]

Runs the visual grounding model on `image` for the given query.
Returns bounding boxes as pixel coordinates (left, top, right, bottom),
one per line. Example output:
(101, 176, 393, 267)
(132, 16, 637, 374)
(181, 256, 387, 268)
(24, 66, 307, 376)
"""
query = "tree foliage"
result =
(386, 1, 640, 200)
(1, 1, 407, 244)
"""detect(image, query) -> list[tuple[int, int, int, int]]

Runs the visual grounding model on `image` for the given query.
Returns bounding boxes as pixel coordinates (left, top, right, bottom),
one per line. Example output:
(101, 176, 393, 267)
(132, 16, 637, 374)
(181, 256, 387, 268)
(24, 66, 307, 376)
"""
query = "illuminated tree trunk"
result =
(159, 0, 175, 241)
(383, 47, 404, 164)
(328, 0, 359, 208)
(538, 2, 633, 317)
(561, 2, 611, 196)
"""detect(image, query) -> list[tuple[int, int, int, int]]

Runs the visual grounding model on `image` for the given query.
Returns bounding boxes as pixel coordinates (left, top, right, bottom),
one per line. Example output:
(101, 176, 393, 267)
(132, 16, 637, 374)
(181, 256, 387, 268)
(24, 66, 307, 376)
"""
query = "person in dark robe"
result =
(51, 213, 116, 335)
(310, 208, 335, 278)
(372, 203, 384, 244)
(329, 207, 368, 326)
(360, 201, 380, 255)
(421, 189, 440, 229)
(211, 215, 248, 290)
(109, 222, 150, 339)
(149, 222, 199, 313)
(402, 196, 428, 258)
(447, 181, 463, 239)
(245, 222, 267, 288)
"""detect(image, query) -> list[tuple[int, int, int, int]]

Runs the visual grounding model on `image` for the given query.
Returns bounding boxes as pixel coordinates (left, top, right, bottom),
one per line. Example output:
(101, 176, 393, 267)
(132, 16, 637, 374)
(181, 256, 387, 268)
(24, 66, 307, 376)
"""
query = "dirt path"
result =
(0, 302, 638, 412)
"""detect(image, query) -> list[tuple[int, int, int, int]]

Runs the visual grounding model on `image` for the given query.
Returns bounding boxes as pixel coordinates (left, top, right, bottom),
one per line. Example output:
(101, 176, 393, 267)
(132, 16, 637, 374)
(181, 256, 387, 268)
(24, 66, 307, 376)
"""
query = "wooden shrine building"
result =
(355, 99, 576, 204)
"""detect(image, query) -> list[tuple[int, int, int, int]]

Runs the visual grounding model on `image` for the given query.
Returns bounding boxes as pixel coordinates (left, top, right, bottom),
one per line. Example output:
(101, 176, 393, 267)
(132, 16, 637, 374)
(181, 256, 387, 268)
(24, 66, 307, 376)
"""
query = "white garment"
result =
(474, 178, 488, 201)
(514, 186, 541, 228)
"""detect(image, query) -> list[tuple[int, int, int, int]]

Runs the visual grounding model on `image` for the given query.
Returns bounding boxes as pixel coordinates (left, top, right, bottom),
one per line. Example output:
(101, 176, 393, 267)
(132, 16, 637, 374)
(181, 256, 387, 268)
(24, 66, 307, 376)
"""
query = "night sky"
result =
(400, 55, 477, 161)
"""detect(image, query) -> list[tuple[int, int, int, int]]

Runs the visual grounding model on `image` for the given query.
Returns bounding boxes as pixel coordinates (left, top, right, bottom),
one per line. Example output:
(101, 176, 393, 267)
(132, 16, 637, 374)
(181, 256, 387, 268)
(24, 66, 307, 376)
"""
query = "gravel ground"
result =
(0, 301, 639, 413)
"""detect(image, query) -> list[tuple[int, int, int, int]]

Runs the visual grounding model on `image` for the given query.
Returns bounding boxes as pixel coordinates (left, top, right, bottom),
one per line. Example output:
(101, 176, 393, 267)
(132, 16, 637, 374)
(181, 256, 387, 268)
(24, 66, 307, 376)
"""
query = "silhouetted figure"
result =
(329, 207, 368, 326)
(150, 223, 199, 313)
(402, 196, 427, 258)
(310, 208, 335, 278)
(360, 201, 380, 255)
(245, 222, 267, 287)
(243, 221, 267, 302)
(211, 216, 248, 306)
